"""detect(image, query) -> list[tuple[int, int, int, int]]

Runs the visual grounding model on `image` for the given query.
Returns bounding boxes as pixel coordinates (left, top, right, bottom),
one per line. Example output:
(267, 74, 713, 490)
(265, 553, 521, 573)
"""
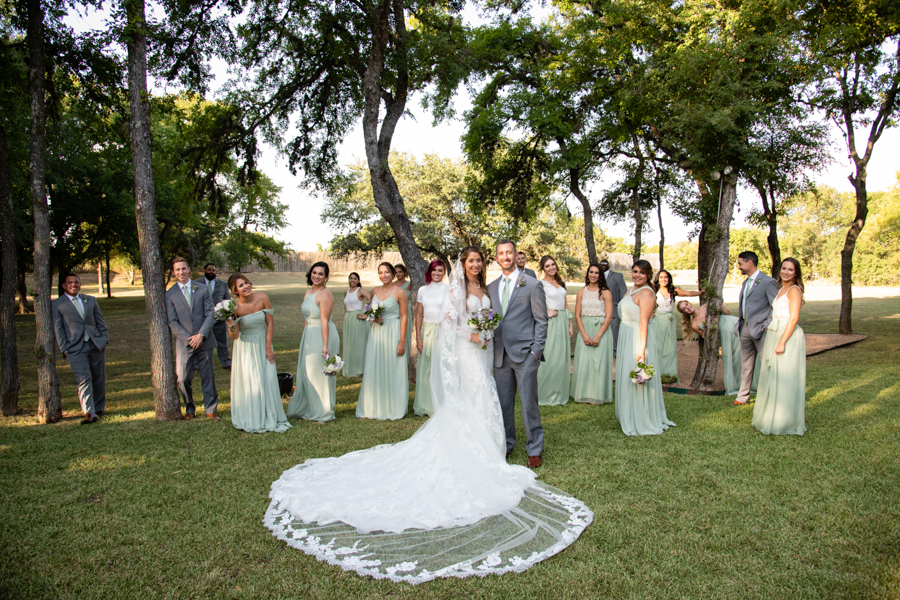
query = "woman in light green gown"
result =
(225, 274, 291, 434)
(288, 262, 340, 423)
(395, 264, 413, 360)
(537, 255, 573, 406)
(678, 301, 758, 395)
(356, 262, 409, 420)
(752, 257, 807, 435)
(615, 260, 675, 436)
(342, 272, 371, 378)
(651, 270, 701, 382)
(571, 263, 614, 404)
(413, 260, 448, 417)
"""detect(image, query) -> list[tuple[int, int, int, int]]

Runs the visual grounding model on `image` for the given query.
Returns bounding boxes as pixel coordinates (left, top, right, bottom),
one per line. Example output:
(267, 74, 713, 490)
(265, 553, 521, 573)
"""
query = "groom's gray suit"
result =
(734, 270, 778, 404)
(166, 282, 219, 415)
(488, 268, 548, 457)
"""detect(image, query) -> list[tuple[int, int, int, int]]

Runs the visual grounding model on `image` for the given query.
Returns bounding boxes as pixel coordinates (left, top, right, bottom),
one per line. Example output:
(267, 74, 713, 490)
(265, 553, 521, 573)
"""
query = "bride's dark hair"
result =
(458, 246, 487, 299)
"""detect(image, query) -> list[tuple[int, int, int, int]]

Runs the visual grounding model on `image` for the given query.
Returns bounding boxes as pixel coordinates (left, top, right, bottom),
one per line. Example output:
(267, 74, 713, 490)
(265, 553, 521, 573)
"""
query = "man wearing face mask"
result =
(195, 262, 232, 370)
(599, 259, 628, 356)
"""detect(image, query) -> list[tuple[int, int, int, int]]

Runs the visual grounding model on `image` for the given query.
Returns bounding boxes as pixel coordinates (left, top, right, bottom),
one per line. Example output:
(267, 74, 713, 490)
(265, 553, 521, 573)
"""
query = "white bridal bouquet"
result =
(323, 355, 344, 377)
(468, 308, 502, 350)
(214, 298, 237, 321)
(629, 362, 656, 385)
(364, 300, 385, 323)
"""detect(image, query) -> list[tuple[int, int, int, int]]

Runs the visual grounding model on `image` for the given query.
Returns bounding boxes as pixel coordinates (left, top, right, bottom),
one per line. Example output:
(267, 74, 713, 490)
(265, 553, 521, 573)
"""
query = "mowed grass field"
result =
(1, 273, 898, 599)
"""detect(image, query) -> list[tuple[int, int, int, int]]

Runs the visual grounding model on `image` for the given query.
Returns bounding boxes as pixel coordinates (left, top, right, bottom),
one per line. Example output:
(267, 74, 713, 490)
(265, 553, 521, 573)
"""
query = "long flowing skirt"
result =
(230, 331, 292, 433)
(752, 319, 806, 435)
(287, 322, 341, 422)
(356, 318, 409, 420)
(651, 311, 678, 379)
(538, 310, 572, 406)
(571, 316, 614, 404)
(413, 321, 437, 416)
(615, 320, 675, 436)
(719, 315, 742, 395)
(342, 310, 369, 377)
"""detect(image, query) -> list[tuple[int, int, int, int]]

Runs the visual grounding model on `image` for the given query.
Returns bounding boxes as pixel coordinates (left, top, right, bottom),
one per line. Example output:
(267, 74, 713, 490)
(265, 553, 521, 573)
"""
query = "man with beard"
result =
(195, 262, 232, 370)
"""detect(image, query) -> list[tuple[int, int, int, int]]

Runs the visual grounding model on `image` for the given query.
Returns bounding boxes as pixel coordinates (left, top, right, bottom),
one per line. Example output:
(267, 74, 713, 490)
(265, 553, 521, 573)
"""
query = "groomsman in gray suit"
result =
(733, 251, 778, 406)
(489, 240, 548, 468)
(166, 257, 220, 420)
(515, 251, 537, 278)
(52, 273, 109, 424)
(599, 259, 628, 356)
(195, 262, 232, 370)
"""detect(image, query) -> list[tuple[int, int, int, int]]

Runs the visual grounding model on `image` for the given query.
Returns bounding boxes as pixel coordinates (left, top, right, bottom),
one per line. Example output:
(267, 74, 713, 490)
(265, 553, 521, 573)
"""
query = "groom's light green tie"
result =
(183, 284, 192, 308)
(501, 276, 511, 314)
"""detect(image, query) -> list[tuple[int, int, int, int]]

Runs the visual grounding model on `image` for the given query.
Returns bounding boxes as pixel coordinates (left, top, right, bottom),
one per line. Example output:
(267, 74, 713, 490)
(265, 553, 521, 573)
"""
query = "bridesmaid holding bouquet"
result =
(571, 263, 614, 405)
(752, 257, 807, 435)
(615, 260, 675, 436)
(414, 260, 448, 417)
(537, 255, 573, 406)
(356, 262, 409, 420)
(225, 274, 291, 433)
(342, 272, 371, 378)
(651, 270, 700, 381)
(287, 262, 340, 423)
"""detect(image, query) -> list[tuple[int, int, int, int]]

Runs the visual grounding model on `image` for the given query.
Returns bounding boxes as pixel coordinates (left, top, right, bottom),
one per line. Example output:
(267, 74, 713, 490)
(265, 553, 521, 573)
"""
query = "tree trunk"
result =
(28, 0, 61, 423)
(691, 179, 738, 391)
(97, 262, 103, 295)
(126, 0, 181, 421)
(753, 182, 782, 278)
(105, 249, 112, 298)
(656, 187, 665, 272)
(839, 177, 868, 335)
(557, 139, 597, 265)
(16, 266, 28, 314)
(0, 123, 20, 416)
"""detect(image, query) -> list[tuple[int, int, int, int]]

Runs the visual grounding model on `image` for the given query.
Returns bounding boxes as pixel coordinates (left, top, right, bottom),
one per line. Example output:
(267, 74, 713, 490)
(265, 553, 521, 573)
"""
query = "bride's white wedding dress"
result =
(264, 261, 592, 583)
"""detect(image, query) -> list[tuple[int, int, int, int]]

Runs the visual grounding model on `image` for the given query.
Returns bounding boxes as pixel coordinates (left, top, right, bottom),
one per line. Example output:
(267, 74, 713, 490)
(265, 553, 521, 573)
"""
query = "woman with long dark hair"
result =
(413, 259, 449, 416)
(537, 255, 573, 406)
(752, 257, 807, 435)
(651, 270, 700, 381)
(356, 262, 409, 420)
(341, 272, 371, 378)
(615, 260, 675, 436)
(287, 262, 340, 422)
(571, 263, 614, 404)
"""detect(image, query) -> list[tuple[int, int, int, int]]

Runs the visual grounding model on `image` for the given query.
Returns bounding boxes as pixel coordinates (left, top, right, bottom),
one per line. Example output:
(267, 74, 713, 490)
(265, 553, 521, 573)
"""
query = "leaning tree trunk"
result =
(692, 179, 738, 391)
(839, 176, 868, 335)
(0, 124, 19, 416)
(125, 0, 181, 421)
(557, 139, 597, 265)
(28, 0, 61, 423)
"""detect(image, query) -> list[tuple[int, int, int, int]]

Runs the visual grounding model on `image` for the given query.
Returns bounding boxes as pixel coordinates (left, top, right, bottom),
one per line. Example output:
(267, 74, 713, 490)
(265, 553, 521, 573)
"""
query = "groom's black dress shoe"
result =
(527, 456, 542, 468)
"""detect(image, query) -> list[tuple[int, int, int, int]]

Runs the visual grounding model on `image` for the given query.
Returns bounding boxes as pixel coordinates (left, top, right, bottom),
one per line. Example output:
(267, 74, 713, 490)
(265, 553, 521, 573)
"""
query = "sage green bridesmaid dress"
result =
(400, 280, 413, 359)
(414, 322, 437, 416)
(700, 314, 759, 395)
(752, 288, 807, 435)
(342, 289, 369, 378)
(287, 290, 340, 422)
(356, 294, 409, 420)
(230, 309, 292, 433)
(538, 281, 572, 406)
(651, 291, 679, 379)
(570, 290, 613, 404)
(615, 286, 675, 436)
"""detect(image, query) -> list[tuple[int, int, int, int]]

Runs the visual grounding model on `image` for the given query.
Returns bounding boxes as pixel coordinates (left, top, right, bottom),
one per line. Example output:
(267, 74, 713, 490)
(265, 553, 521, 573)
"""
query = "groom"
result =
(489, 239, 549, 468)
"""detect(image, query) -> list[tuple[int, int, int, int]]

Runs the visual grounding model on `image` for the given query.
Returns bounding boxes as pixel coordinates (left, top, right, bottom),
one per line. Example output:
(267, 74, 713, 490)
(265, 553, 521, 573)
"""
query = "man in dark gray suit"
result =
(515, 251, 537, 278)
(52, 273, 109, 424)
(600, 259, 628, 356)
(195, 262, 232, 370)
(733, 251, 778, 406)
(166, 257, 219, 420)
(489, 240, 548, 468)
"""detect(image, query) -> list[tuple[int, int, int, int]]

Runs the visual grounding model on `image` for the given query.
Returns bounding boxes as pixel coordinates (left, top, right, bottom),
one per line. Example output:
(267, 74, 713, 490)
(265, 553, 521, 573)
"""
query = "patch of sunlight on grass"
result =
(809, 370, 882, 405)
(845, 402, 879, 418)
(67, 453, 148, 472)
(118, 410, 157, 422)
(884, 313, 900, 319)
(0, 444, 11, 453)
(107, 387, 154, 398)
(877, 383, 900, 399)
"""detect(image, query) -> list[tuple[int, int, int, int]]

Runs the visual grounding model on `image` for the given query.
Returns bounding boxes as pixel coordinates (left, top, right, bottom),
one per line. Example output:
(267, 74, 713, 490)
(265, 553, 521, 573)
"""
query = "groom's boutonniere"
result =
(191, 284, 198, 293)
(517, 275, 526, 288)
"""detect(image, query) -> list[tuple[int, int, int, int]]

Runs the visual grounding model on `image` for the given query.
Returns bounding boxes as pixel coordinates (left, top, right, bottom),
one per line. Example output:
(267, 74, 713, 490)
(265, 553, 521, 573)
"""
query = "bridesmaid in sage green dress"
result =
(288, 262, 340, 423)
(537, 255, 573, 406)
(342, 272, 371, 378)
(395, 264, 413, 360)
(225, 274, 291, 434)
(615, 260, 675, 436)
(651, 270, 700, 381)
(752, 257, 807, 435)
(571, 263, 614, 404)
(678, 301, 758, 395)
(356, 262, 409, 420)
(414, 260, 448, 417)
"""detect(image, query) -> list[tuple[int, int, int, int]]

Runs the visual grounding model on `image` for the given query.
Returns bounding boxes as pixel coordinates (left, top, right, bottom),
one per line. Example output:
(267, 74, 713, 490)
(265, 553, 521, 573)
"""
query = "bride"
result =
(264, 247, 592, 583)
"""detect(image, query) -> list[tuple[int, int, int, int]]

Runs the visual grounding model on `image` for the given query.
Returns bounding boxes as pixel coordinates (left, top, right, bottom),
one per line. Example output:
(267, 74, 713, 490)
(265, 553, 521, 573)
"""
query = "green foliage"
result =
(665, 241, 700, 270)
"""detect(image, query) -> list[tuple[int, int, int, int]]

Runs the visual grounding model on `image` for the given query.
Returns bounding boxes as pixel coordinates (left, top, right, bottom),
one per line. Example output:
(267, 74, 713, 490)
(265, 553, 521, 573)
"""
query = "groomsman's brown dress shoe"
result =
(96, 411, 103, 417)
(184, 413, 195, 420)
(506, 452, 511, 460)
(81, 413, 92, 425)
(207, 413, 220, 420)
(527, 455, 542, 468)
(732, 400, 748, 406)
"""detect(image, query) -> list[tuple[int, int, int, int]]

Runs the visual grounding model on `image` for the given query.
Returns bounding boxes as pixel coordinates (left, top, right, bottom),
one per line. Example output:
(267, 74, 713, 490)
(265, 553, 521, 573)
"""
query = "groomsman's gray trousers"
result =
(175, 347, 219, 415)
(494, 351, 544, 457)
(66, 340, 106, 416)
(610, 316, 621, 356)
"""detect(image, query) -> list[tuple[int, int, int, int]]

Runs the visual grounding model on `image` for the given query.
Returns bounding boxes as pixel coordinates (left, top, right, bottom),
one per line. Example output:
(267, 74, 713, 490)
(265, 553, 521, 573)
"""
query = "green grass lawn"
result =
(1, 275, 898, 599)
